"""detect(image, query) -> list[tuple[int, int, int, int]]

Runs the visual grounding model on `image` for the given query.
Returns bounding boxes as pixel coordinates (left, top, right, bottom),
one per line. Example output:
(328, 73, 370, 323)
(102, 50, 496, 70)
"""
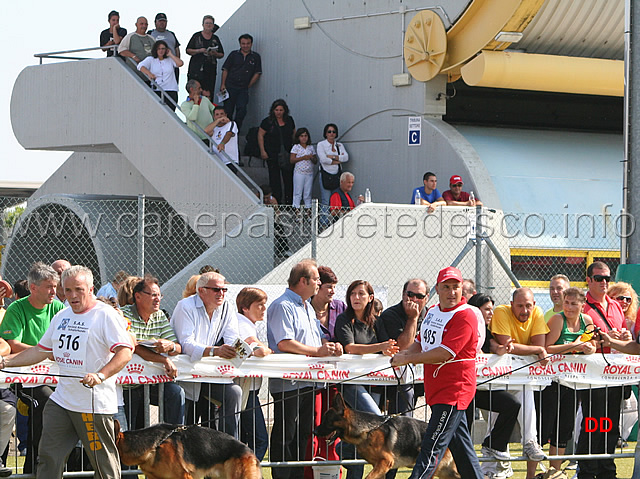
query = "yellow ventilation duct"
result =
(461, 50, 624, 97)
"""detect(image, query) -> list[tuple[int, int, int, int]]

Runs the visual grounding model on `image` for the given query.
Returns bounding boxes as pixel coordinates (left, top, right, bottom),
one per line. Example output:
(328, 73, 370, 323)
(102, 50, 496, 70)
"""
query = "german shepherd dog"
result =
(114, 420, 261, 479)
(315, 393, 459, 479)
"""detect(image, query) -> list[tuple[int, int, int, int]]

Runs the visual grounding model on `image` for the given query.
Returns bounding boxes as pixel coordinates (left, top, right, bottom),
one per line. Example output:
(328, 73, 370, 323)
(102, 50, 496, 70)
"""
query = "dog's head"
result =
(314, 392, 349, 444)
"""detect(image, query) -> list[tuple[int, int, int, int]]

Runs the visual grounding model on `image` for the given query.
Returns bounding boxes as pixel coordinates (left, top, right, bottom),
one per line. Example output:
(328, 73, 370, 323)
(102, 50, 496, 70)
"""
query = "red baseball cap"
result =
(437, 267, 463, 284)
(449, 175, 463, 185)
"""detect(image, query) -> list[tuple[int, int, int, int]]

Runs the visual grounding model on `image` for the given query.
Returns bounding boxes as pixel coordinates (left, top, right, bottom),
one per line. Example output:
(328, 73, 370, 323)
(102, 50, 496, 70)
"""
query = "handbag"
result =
(276, 122, 292, 170)
(320, 143, 342, 190)
(320, 165, 342, 191)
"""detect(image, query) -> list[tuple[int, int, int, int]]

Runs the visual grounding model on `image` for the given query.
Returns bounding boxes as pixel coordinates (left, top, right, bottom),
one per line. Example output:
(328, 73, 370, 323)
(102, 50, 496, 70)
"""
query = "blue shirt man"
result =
(410, 171, 446, 212)
(267, 260, 342, 479)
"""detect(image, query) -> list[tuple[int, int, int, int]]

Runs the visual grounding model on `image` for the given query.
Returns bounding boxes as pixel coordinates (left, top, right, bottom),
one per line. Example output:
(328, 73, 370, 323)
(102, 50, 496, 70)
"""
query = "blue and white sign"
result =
(408, 116, 421, 146)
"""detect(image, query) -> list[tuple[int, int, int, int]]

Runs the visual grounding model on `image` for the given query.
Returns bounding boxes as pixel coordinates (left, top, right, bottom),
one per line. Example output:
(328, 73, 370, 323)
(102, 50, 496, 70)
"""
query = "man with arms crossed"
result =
(1, 265, 133, 479)
(392, 267, 482, 479)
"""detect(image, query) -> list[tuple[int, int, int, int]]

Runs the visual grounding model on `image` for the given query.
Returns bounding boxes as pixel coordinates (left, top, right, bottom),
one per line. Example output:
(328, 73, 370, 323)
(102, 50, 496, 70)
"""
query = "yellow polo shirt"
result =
(490, 304, 549, 344)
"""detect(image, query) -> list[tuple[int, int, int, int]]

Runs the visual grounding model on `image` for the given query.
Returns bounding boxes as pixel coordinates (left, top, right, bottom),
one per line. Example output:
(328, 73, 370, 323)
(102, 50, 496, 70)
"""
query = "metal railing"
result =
(32, 45, 263, 203)
(1, 358, 639, 478)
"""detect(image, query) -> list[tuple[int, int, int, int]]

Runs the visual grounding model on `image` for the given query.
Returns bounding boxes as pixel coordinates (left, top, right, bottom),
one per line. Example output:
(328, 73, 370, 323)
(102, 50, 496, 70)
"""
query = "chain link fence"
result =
(0, 195, 623, 310)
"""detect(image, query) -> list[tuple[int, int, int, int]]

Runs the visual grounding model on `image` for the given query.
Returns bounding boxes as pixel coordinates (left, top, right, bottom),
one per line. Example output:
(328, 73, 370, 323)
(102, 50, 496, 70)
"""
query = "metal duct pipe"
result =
(461, 50, 624, 97)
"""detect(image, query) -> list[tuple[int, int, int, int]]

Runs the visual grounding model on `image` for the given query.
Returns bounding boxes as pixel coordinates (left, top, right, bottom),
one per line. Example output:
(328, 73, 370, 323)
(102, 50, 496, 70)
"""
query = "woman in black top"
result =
(186, 15, 224, 100)
(257, 99, 296, 204)
(335, 280, 398, 414)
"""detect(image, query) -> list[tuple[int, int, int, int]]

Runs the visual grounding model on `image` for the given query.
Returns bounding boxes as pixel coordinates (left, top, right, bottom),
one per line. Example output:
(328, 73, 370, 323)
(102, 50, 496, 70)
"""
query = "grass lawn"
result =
(7, 442, 637, 478)
(257, 442, 638, 479)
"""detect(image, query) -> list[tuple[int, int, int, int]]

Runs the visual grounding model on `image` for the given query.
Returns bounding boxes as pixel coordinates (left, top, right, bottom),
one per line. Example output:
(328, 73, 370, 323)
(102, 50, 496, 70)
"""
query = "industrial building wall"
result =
(216, 0, 496, 205)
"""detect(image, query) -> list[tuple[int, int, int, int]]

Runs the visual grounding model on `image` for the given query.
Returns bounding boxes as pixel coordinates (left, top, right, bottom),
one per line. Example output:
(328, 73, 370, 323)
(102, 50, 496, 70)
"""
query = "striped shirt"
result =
(121, 304, 177, 342)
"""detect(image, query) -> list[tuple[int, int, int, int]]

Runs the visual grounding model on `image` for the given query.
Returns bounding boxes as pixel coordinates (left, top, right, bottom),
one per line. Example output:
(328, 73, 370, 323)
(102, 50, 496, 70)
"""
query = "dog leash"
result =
(476, 323, 603, 387)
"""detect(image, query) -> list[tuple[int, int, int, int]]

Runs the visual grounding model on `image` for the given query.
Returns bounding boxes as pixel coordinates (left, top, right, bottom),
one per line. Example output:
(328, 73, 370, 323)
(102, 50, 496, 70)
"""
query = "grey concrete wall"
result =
(216, 0, 493, 205)
(33, 152, 162, 199)
(258, 204, 513, 306)
(11, 59, 259, 219)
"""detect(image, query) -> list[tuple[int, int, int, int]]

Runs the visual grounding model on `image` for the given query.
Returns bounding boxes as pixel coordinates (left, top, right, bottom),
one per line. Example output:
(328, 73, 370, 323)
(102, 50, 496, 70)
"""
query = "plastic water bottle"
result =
(469, 190, 475, 205)
(414, 190, 421, 205)
(365, 188, 372, 203)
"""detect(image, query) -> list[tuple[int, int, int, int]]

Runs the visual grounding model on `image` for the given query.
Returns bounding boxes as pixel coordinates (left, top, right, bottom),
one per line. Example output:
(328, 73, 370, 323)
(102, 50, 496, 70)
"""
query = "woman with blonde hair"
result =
(607, 281, 638, 335)
(182, 275, 201, 298)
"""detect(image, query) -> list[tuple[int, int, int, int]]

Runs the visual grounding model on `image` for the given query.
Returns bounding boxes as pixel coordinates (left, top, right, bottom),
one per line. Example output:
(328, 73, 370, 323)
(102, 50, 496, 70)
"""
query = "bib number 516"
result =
(58, 334, 80, 351)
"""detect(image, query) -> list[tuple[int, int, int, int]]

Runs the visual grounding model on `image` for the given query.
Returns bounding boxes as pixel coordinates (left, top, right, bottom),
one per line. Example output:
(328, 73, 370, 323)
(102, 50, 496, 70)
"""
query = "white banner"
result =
(1, 353, 639, 389)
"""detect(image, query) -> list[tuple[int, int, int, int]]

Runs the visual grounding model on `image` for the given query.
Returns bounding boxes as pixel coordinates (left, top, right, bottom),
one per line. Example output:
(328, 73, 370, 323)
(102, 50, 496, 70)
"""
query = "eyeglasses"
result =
(590, 274, 611, 282)
(326, 130, 337, 134)
(139, 290, 163, 299)
(451, 183, 463, 187)
(202, 286, 228, 293)
(616, 295, 632, 303)
(406, 291, 426, 300)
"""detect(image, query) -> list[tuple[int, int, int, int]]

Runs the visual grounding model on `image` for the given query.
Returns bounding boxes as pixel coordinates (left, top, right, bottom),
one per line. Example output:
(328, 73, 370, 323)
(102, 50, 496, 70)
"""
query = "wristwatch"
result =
(96, 372, 106, 382)
(208, 347, 215, 357)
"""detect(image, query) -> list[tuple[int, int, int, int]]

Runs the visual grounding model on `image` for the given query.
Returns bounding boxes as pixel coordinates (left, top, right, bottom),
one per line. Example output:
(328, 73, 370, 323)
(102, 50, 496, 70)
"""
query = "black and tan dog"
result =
(114, 420, 261, 479)
(315, 393, 459, 479)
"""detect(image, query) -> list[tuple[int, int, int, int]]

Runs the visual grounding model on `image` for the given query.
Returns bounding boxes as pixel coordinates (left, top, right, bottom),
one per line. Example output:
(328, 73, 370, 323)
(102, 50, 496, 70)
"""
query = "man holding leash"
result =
(391, 266, 483, 479)
(1, 265, 133, 479)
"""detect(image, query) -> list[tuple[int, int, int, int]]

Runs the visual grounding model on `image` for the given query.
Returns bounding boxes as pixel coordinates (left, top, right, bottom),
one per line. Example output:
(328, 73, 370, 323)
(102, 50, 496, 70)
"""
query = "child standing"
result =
(290, 128, 317, 209)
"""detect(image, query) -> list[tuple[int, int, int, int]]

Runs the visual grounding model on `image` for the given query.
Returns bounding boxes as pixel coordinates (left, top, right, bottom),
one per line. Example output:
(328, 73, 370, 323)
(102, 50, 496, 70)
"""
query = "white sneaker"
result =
(523, 440, 546, 461)
(482, 445, 511, 461)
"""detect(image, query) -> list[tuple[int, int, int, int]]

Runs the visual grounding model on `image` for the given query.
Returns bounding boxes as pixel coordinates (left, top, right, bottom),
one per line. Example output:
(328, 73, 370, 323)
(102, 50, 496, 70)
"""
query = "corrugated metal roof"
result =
(516, 0, 624, 59)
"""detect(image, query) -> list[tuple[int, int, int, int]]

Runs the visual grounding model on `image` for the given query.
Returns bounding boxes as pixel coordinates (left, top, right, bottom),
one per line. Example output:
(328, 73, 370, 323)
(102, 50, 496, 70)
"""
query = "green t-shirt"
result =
(0, 296, 64, 345)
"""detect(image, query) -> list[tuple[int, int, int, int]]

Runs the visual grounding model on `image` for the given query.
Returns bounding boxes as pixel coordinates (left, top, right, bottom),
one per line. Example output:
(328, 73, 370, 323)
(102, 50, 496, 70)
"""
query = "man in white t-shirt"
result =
(1, 265, 134, 479)
(211, 106, 239, 174)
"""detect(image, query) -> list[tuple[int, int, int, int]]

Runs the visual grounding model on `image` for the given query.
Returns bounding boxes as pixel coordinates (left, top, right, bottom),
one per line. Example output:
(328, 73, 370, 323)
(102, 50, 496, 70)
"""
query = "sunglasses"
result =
(326, 130, 337, 134)
(406, 291, 426, 300)
(451, 183, 463, 187)
(590, 274, 611, 282)
(202, 286, 228, 293)
(616, 295, 632, 303)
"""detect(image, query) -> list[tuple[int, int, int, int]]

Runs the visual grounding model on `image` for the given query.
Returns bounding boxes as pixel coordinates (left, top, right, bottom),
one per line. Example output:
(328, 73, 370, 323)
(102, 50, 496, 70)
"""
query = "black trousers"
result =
(23, 385, 53, 474)
(466, 388, 521, 452)
(270, 387, 314, 479)
(577, 386, 622, 479)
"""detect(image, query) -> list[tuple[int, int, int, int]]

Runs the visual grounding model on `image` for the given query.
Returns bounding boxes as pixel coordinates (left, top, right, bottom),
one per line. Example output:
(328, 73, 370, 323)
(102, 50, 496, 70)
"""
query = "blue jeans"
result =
(124, 382, 185, 430)
(241, 390, 268, 460)
(409, 404, 482, 479)
(318, 180, 334, 227)
(341, 385, 381, 415)
(224, 86, 249, 129)
(113, 406, 128, 431)
(187, 383, 242, 439)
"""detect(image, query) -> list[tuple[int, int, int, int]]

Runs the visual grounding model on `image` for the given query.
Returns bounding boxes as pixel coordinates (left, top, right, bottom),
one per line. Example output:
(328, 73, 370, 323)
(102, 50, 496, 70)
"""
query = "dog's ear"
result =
(114, 418, 121, 438)
(333, 392, 346, 413)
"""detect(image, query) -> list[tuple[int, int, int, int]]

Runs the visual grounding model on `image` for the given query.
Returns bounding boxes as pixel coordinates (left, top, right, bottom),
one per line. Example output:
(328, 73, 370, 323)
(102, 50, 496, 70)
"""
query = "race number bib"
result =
(53, 318, 89, 371)
(420, 311, 447, 352)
